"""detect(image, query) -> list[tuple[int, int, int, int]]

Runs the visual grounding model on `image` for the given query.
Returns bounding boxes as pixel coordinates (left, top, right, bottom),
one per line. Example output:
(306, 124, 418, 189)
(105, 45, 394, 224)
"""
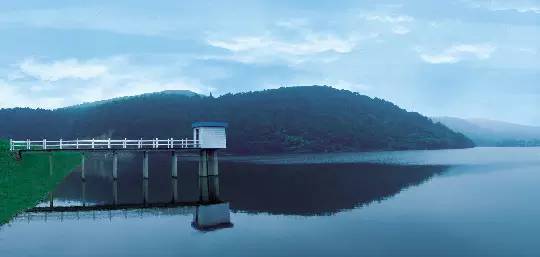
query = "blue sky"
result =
(0, 0, 538, 125)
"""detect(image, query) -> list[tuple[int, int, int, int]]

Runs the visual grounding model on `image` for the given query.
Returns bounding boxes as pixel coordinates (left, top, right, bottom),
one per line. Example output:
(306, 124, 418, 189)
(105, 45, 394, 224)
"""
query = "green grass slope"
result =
(0, 140, 81, 224)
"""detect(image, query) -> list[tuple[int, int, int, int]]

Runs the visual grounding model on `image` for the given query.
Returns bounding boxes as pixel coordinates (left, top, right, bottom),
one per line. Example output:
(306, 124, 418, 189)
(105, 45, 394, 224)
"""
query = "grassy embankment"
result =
(0, 140, 81, 224)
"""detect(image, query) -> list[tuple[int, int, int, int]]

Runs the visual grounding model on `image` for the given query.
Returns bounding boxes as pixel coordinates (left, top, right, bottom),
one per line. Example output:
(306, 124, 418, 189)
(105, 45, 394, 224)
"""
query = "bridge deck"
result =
(10, 138, 200, 152)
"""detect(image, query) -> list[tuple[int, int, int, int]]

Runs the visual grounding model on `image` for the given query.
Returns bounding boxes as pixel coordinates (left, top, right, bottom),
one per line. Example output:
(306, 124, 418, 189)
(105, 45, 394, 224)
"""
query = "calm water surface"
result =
(1, 147, 539, 257)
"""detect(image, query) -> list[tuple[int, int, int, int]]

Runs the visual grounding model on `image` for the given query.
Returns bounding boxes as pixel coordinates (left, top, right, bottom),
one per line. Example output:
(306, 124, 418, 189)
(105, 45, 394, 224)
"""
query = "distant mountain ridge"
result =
(0, 86, 474, 154)
(64, 90, 200, 109)
(432, 117, 540, 147)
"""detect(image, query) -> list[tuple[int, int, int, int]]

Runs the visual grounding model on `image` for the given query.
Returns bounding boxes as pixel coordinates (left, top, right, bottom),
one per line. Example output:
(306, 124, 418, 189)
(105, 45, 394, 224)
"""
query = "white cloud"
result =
(419, 44, 497, 64)
(466, 0, 540, 13)
(0, 80, 65, 109)
(19, 58, 108, 81)
(364, 15, 414, 23)
(392, 26, 411, 35)
(362, 14, 414, 35)
(208, 34, 356, 55)
(2, 56, 208, 109)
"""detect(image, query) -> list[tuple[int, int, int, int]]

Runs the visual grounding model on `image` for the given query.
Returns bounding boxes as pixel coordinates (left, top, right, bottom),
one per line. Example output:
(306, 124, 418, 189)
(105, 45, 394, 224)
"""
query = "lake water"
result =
(1, 147, 539, 257)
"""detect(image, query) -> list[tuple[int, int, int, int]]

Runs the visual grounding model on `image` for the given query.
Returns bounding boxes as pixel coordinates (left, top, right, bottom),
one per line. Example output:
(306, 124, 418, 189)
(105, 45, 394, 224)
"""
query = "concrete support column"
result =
(112, 152, 118, 180)
(81, 153, 86, 181)
(198, 150, 208, 177)
(143, 151, 149, 179)
(171, 151, 178, 178)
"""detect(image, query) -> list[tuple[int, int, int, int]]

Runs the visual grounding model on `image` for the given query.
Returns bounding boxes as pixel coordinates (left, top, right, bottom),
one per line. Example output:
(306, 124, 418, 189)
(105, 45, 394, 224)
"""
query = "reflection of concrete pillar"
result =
(49, 154, 53, 176)
(49, 192, 53, 208)
(113, 180, 118, 205)
(171, 151, 178, 178)
(81, 180, 86, 207)
(209, 176, 220, 201)
(199, 150, 208, 176)
(143, 179, 149, 205)
(208, 150, 218, 176)
(172, 178, 178, 203)
(143, 151, 149, 179)
(199, 177, 209, 202)
(112, 152, 118, 180)
(81, 153, 86, 181)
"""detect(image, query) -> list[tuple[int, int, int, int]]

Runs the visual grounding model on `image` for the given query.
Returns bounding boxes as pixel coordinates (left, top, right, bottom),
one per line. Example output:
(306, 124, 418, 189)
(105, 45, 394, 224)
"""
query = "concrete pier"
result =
(143, 151, 149, 179)
(112, 152, 118, 180)
(171, 151, 178, 178)
(199, 149, 219, 177)
(199, 150, 208, 176)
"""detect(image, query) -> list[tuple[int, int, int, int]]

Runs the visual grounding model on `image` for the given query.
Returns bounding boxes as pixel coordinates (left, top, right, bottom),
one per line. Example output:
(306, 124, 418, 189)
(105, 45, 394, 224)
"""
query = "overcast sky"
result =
(0, 0, 538, 125)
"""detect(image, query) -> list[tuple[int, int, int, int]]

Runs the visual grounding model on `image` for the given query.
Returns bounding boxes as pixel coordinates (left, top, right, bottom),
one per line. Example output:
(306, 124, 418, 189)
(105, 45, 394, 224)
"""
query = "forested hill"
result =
(0, 86, 474, 154)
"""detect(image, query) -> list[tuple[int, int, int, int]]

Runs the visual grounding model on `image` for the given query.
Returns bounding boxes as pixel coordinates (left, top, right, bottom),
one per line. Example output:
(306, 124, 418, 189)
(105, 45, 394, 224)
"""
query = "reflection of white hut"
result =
(192, 122, 228, 149)
(193, 202, 233, 231)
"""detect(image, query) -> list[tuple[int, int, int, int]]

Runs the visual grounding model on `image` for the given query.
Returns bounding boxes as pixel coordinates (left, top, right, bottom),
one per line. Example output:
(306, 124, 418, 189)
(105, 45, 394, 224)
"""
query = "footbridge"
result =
(9, 121, 228, 178)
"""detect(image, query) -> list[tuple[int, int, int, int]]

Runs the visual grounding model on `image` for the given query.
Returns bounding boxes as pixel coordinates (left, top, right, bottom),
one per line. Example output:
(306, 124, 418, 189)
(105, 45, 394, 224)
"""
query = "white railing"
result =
(9, 138, 200, 151)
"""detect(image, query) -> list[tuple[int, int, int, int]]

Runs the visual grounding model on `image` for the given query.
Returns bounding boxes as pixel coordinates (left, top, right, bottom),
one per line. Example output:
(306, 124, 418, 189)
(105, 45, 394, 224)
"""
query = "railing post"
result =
(60, 139, 63, 150)
(27, 139, 30, 150)
(43, 139, 46, 150)
(171, 138, 174, 148)
(76, 139, 79, 149)
(108, 138, 111, 149)
(123, 138, 127, 149)
(9, 139, 12, 151)
(92, 138, 95, 149)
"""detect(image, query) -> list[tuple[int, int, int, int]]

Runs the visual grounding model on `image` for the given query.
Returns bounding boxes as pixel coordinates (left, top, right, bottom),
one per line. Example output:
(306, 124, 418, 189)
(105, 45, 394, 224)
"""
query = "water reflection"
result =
(3, 149, 540, 257)
(33, 152, 448, 217)
(25, 152, 449, 233)
(29, 174, 232, 231)
(194, 176, 233, 231)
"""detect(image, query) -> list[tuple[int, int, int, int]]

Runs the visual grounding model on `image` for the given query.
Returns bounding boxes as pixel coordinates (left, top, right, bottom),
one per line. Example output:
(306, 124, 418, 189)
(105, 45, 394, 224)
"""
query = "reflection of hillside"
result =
(47, 153, 448, 216)
(220, 162, 448, 216)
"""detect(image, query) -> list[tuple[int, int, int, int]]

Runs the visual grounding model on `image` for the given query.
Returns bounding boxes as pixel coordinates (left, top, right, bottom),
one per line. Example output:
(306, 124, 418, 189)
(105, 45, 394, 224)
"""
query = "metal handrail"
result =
(9, 138, 200, 151)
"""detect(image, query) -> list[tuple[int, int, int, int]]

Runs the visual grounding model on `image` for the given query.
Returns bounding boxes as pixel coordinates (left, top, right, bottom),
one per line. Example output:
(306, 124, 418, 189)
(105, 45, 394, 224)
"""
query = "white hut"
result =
(192, 122, 228, 149)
